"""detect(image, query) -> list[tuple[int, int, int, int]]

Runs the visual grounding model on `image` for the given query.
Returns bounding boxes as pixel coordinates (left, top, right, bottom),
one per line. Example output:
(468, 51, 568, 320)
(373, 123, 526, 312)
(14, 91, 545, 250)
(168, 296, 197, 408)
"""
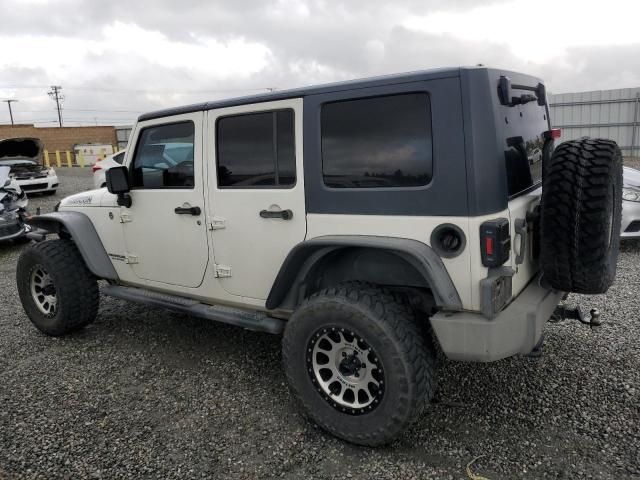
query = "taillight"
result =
(480, 218, 510, 267)
(544, 128, 561, 140)
(92, 164, 103, 173)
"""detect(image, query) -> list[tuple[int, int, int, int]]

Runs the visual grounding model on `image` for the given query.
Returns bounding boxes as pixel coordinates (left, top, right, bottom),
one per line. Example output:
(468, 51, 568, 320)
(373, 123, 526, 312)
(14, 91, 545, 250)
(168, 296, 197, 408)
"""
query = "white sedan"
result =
(93, 150, 126, 189)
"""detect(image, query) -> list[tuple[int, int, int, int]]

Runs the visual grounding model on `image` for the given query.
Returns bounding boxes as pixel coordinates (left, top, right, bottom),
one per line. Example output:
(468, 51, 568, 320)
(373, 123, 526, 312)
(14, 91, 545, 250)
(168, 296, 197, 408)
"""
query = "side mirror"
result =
(106, 166, 130, 194)
(105, 166, 132, 207)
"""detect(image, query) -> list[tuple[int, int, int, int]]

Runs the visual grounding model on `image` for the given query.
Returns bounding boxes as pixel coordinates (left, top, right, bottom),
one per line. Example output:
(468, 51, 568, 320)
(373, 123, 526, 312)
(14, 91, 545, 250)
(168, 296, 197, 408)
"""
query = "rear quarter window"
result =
(321, 93, 433, 188)
(501, 105, 548, 197)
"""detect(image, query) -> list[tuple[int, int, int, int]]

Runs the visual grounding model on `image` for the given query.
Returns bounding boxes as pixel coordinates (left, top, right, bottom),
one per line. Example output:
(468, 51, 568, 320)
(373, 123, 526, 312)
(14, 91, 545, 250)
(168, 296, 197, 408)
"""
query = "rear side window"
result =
(131, 121, 195, 189)
(321, 93, 432, 188)
(216, 109, 295, 188)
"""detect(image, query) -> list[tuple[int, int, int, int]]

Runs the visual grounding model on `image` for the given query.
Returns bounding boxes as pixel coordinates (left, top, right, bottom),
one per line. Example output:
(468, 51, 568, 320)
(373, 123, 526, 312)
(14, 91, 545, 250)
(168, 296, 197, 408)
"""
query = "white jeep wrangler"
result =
(17, 67, 623, 446)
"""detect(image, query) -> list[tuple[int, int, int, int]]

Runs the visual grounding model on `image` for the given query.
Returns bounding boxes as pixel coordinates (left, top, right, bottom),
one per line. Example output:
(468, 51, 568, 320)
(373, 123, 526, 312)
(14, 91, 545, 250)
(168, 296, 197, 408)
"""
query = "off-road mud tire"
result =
(17, 239, 99, 336)
(540, 138, 623, 293)
(282, 281, 436, 446)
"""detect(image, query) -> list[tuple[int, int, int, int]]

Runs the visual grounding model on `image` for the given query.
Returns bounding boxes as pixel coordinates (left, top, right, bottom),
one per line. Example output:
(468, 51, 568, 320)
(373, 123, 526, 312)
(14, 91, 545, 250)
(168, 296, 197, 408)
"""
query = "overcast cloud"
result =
(1, 0, 639, 126)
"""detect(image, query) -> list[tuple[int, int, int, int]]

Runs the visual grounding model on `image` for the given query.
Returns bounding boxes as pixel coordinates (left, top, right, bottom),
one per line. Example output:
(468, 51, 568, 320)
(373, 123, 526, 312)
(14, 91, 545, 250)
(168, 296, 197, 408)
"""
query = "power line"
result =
(12, 108, 143, 113)
(0, 84, 274, 95)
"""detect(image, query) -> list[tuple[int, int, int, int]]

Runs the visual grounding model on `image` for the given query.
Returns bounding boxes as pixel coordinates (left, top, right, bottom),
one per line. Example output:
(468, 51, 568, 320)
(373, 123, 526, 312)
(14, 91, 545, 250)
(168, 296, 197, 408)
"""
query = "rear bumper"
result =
(430, 274, 564, 362)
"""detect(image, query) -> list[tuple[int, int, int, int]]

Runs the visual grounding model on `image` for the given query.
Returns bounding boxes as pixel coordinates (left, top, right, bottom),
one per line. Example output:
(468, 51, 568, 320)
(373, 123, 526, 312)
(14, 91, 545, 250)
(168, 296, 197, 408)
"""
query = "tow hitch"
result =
(551, 305, 602, 328)
(527, 306, 601, 358)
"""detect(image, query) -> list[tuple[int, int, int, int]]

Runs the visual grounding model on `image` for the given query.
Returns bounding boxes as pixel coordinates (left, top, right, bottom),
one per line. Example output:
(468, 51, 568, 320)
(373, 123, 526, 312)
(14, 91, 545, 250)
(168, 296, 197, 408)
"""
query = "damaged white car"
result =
(0, 166, 30, 242)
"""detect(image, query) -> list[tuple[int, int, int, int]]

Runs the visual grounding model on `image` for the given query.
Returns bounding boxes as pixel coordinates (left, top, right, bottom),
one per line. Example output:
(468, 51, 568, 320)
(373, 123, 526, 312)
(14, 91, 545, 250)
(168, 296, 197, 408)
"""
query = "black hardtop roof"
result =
(138, 66, 485, 122)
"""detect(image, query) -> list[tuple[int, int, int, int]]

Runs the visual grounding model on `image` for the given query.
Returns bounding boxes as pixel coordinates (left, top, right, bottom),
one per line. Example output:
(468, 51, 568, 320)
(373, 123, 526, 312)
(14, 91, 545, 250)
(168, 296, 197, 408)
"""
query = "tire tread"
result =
(282, 281, 436, 446)
(540, 138, 622, 293)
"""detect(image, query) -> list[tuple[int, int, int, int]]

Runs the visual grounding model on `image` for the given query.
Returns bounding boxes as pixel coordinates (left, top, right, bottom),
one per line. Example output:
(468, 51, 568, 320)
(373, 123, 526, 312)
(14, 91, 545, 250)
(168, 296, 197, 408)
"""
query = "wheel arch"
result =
(27, 211, 118, 281)
(266, 235, 462, 312)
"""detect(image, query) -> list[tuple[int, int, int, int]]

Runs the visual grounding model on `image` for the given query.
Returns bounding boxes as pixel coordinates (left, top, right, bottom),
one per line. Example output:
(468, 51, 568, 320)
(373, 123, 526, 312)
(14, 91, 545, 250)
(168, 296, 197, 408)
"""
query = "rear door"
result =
(206, 99, 306, 300)
(498, 76, 552, 295)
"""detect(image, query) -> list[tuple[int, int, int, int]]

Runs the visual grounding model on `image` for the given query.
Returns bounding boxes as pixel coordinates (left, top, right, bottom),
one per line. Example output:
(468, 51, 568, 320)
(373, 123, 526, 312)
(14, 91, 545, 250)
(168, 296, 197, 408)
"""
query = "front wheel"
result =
(17, 239, 99, 336)
(282, 282, 436, 446)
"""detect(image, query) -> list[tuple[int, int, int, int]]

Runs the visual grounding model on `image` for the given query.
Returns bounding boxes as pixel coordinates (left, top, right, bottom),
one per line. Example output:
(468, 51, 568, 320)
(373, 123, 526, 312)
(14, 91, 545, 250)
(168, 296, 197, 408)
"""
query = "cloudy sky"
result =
(1, 0, 639, 127)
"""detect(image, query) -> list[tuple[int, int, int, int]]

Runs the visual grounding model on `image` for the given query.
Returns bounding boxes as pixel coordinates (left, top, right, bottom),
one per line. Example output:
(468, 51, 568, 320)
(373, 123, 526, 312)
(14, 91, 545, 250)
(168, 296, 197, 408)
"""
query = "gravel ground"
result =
(0, 168, 639, 480)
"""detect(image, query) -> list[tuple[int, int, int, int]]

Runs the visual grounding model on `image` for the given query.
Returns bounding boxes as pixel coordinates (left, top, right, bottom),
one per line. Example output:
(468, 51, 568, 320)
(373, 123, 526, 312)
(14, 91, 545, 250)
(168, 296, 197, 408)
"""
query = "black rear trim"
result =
(266, 235, 462, 311)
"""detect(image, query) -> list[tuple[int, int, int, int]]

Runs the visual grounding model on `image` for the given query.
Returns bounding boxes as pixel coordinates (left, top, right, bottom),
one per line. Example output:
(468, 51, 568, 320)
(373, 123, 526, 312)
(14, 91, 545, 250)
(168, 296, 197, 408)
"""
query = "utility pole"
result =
(48, 85, 64, 127)
(2, 99, 17, 125)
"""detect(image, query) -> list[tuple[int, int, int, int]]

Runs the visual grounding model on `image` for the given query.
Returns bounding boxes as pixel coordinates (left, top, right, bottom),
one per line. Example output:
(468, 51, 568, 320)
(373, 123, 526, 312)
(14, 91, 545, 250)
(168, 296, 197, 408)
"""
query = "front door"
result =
(121, 112, 209, 288)
(207, 99, 306, 300)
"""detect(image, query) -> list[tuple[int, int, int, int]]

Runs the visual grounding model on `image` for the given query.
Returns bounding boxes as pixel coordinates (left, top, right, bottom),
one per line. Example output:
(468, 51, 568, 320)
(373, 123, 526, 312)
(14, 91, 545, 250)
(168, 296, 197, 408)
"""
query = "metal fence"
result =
(549, 88, 640, 157)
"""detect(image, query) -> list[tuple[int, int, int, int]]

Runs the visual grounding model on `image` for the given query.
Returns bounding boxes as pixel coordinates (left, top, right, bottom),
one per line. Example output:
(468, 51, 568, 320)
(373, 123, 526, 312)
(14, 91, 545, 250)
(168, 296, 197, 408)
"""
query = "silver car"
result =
(622, 166, 640, 239)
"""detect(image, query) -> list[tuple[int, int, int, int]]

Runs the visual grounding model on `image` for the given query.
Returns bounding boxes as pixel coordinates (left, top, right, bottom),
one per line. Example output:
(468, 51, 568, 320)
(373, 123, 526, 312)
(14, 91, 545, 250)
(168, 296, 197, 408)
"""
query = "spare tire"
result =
(540, 138, 622, 294)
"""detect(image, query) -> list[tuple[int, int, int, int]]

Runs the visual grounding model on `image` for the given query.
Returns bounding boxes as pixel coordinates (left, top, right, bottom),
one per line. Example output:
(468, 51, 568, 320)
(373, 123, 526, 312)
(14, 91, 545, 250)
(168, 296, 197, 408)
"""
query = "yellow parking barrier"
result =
(66, 151, 72, 168)
(78, 151, 85, 168)
(44, 150, 50, 167)
(55, 150, 61, 168)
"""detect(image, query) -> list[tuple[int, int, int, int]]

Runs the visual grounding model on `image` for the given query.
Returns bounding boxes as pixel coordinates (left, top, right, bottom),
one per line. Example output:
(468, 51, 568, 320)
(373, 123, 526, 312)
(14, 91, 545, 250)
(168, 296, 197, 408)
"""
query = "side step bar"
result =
(102, 285, 285, 334)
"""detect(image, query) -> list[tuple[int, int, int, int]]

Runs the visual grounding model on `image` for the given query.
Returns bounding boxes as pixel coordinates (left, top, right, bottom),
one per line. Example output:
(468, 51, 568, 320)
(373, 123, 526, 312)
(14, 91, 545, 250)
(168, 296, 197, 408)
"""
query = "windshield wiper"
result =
(498, 76, 547, 107)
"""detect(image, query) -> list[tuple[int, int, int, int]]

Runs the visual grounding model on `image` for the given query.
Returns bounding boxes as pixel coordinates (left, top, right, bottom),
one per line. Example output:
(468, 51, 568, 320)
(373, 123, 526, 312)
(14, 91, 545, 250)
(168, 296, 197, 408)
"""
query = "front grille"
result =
(625, 220, 640, 233)
(20, 183, 48, 191)
(15, 174, 47, 180)
(0, 221, 23, 237)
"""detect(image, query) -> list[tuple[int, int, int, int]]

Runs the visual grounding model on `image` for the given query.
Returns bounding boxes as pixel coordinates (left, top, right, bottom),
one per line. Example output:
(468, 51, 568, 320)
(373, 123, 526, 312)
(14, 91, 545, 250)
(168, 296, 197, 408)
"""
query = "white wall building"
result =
(550, 88, 640, 158)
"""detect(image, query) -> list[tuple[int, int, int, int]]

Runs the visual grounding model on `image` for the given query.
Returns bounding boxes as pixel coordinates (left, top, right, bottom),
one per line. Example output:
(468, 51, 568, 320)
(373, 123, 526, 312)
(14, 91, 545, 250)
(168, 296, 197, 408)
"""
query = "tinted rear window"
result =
(321, 93, 432, 188)
(502, 105, 548, 197)
(216, 109, 295, 188)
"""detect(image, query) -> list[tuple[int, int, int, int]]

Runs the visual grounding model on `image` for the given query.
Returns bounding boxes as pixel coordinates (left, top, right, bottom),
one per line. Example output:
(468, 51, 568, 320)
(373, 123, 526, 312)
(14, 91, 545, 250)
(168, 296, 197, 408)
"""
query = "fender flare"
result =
(266, 235, 462, 311)
(27, 211, 118, 281)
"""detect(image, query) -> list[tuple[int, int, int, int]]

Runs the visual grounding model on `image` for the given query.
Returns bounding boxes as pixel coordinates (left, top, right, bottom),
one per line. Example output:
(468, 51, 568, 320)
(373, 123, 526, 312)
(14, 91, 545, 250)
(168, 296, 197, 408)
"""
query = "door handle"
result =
(260, 209, 293, 220)
(514, 218, 527, 265)
(174, 206, 201, 216)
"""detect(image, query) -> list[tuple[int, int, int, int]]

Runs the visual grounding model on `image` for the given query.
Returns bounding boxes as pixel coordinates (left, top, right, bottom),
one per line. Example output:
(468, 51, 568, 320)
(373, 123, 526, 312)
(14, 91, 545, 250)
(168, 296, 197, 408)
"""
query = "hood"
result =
(0, 137, 44, 164)
(623, 166, 640, 189)
(59, 189, 109, 209)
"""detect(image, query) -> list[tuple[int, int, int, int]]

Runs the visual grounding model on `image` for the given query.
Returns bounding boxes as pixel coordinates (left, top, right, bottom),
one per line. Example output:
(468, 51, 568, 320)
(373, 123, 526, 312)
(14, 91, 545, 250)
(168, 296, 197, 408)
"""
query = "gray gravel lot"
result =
(1, 167, 639, 480)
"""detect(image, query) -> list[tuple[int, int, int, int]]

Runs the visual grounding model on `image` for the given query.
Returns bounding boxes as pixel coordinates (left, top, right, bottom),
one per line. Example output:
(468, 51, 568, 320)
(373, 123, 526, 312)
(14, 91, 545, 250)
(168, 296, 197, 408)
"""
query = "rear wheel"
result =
(17, 239, 99, 335)
(540, 138, 623, 293)
(282, 282, 436, 446)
